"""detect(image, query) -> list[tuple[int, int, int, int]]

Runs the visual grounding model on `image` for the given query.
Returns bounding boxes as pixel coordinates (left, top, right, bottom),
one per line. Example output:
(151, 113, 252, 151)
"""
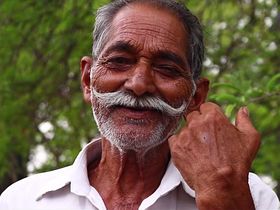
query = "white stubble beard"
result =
(91, 97, 178, 154)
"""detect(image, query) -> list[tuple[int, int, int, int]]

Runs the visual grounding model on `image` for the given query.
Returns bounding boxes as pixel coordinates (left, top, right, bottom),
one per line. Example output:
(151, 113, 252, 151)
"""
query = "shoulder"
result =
(0, 166, 72, 210)
(2, 166, 72, 195)
(248, 173, 279, 210)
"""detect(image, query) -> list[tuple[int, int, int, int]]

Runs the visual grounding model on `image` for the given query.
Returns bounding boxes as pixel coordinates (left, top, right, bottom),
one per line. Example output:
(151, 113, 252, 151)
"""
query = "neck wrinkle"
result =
(88, 137, 170, 204)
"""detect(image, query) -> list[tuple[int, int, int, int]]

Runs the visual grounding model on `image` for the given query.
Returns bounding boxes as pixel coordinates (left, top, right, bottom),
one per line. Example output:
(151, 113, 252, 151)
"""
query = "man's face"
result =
(90, 3, 195, 152)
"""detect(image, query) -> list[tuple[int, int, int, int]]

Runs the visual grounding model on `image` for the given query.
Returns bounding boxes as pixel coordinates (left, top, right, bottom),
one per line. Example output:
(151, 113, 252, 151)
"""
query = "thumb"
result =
(235, 106, 255, 133)
(168, 134, 177, 147)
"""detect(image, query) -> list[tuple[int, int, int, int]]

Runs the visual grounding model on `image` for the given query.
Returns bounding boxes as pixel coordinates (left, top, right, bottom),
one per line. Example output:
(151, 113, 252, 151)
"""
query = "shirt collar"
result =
(70, 138, 102, 196)
(35, 138, 195, 200)
(35, 139, 101, 200)
(35, 166, 72, 201)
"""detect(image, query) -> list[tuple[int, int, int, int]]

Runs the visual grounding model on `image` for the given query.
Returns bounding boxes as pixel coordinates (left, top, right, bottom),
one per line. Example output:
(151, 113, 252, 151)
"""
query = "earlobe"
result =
(186, 78, 209, 113)
(80, 56, 93, 104)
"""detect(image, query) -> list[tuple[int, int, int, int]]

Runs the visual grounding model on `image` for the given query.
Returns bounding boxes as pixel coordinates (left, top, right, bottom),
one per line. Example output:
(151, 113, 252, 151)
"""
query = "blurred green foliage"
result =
(0, 0, 279, 197)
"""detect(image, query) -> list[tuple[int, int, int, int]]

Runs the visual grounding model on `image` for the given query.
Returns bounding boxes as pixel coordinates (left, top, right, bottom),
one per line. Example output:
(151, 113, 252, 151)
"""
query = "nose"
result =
(124, 62, 156, 96)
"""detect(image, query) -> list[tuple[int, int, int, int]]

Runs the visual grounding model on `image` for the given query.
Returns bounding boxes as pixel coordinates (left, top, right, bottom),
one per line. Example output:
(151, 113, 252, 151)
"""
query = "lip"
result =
(113, 106, 161, 119)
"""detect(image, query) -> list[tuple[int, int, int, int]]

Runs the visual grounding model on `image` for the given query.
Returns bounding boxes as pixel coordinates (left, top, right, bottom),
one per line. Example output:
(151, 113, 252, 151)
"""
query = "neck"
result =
(88, 137, 170, 209)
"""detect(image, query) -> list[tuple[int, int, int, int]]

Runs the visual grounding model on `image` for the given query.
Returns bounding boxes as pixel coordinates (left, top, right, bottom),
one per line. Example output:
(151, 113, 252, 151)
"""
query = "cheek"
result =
(91, 67, 127, 92)
(156, 78, 193, 105)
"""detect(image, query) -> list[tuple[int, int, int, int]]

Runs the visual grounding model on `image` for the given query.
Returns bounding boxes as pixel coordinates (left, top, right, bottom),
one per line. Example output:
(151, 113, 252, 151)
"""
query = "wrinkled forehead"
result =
(105, 3, 189, 57)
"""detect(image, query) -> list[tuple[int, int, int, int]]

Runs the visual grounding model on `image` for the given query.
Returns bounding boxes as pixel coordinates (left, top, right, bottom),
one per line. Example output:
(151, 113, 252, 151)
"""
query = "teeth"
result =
(111, 105, 158, 113)
(128, 107, 148, 111)
(120, 106, 153, 112)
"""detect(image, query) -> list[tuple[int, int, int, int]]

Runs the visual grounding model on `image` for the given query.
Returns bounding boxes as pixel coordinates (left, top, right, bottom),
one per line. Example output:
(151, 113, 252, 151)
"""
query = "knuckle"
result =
(201, 102, 215, 108)
(188, 119, 204, 129)
(201, 102, 221, 111)
(186, 111, 200, 122)
(205, 111, 223, 124)
(168, 136, 177, 147)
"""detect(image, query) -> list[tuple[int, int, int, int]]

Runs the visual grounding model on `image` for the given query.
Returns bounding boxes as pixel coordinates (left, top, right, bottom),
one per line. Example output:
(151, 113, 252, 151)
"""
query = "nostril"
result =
(124, 70, 156, 96)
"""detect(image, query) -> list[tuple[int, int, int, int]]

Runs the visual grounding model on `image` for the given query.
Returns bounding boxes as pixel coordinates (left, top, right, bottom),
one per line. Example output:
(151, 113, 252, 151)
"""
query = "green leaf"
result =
(266, 73, 280, 92)
(225, 104, 236, 118)
(210, 93, 240, 104)
(211, 83, 241, 92)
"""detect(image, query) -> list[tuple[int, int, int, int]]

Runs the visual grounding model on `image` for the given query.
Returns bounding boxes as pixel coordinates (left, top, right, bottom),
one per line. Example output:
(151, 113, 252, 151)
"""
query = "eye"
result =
(153, 64, 182, 78)
(103, 56, 135, 71)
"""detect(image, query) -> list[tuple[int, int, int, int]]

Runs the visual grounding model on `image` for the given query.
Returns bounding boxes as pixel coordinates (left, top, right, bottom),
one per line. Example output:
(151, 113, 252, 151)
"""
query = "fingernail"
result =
(242, 106, 249, 116)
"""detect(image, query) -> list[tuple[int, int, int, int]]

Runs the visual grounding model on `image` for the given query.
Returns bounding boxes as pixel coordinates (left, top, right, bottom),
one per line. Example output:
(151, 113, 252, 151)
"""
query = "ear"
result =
(185, 78, 209, 114)
(80, 56, 93, 104)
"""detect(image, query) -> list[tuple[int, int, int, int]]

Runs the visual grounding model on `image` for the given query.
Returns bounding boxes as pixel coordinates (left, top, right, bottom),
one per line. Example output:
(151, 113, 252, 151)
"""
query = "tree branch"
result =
(248, 91, 280, 103)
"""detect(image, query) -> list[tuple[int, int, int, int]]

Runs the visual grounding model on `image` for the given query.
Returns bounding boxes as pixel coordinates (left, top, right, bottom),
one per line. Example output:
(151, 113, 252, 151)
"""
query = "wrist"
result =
(195, 185, 255, 210)
(194, 169, 255, 210)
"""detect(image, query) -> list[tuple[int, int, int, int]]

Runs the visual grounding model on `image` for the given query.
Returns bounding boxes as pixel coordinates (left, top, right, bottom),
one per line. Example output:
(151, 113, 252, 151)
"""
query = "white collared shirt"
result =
(0, 139, 279, 210)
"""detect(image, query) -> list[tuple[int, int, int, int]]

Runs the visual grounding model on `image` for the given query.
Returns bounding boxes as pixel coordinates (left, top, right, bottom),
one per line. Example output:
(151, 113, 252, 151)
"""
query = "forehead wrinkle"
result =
(117, 17, 179, 36)
(112, 23, 184, 56)
(116, 30, 180, 51)
(110, 32, 185, 62)
(115, 17, 181, 43)
(104, 4, 189, 63)
(103, 40, 137, 56)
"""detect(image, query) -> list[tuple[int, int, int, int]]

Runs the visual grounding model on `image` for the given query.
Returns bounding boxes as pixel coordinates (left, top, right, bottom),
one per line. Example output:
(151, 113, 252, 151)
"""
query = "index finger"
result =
(199, 102, 224, 115)
(184, 110, 200, 123)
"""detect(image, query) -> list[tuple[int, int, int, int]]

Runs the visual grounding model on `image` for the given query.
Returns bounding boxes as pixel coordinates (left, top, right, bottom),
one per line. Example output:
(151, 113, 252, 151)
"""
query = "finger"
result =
(185, 110, 200, 123)
(168, 134, 176, 143)
(168, 134, 178, 148)
(235, 107, 256, 133)
(236, 107, 261, 156)
(199, 102, 224, 115)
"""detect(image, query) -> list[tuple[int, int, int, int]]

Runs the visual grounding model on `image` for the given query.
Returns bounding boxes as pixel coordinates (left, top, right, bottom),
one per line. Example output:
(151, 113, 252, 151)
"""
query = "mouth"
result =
(111, 105, 162, 119)
(112, 105, 160, 112)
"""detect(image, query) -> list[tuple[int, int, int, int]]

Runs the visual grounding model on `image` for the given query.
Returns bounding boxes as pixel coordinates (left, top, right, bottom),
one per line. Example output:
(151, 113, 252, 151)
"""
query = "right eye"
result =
(104, 56, 135, 71)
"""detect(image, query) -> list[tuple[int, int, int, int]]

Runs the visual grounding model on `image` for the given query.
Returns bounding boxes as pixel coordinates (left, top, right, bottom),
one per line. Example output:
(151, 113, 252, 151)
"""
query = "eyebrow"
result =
(105, 42, 186, 66)
(104, 41, 136, 55)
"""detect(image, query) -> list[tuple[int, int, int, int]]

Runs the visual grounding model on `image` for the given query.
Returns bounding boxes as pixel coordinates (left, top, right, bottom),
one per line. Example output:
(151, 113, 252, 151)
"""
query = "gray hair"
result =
(92, 0, 204, 80)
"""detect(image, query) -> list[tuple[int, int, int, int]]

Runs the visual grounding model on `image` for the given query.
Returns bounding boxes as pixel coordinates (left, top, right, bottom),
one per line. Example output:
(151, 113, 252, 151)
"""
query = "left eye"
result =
(108, 57, 132, 64)
(153, 64, 182, 78)
(104, 57, 135, 71)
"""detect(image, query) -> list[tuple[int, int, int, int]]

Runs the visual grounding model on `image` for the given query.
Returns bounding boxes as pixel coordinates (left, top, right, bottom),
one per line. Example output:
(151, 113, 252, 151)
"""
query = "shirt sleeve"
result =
(249, 173, 280, 210)
(0, 191, 10, 210)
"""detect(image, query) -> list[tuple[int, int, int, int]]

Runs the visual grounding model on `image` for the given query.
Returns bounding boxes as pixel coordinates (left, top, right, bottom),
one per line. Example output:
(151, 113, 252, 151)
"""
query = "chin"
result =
(100, 118, 178, 154)
(91, 100, 181, 153)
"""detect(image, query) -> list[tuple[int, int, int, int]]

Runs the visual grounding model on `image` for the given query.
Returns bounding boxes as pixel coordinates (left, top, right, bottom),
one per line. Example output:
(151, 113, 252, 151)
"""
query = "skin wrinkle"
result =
(115, 11, 181, 37)
(110, 8, 189, 59)
(95, 39, 195, 92)
(114, 31, 185, 57)
(93, 53, 196, 105)
(92, 0, 204, 80)
(100, 40, 188, 72)
(90, 52, 188, 152)
(89, 14, 196, 153)
(103, 33, 184, 61)
(107, 9, 188, 59)
(96, 21, 189, 79)
(116, 27, 178, 44)
(91, 59, 196, 108)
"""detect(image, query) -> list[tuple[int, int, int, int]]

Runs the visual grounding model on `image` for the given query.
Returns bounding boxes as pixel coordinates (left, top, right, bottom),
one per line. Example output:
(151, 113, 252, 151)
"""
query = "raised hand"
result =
(169, 102, 260, 210)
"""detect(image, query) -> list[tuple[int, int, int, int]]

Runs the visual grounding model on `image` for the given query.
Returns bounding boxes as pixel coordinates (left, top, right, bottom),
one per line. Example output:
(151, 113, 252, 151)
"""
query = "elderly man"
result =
(1, 0, 279, 209)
